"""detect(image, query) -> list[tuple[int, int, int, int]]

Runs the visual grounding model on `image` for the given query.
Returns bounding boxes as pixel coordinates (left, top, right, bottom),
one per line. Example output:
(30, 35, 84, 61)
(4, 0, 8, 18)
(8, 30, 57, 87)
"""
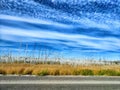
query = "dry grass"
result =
(0, 63, 120, 76)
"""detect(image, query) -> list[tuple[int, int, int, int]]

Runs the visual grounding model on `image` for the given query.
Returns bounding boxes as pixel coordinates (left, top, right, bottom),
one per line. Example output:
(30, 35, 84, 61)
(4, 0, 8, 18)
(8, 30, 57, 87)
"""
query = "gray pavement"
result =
(0, 76, 120, 90)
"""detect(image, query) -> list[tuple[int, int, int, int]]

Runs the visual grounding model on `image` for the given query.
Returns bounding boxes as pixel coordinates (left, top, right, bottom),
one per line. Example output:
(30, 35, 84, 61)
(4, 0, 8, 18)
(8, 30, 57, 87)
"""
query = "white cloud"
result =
(1, 26, 120, 52)
(0, 14, 71, 28)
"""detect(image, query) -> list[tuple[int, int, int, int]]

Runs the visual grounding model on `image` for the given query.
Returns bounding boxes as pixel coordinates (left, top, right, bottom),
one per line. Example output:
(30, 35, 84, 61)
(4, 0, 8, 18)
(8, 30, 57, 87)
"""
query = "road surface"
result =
(0, 76, 120, 90)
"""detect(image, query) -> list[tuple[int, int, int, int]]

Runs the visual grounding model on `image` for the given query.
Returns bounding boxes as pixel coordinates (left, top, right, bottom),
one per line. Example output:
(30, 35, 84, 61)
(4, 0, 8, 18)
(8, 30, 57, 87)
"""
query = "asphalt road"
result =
(0, 76, 120, 90)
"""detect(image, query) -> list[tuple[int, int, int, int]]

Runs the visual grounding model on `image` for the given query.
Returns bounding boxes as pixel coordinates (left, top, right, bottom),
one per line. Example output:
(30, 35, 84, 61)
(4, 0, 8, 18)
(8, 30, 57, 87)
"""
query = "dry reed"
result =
(0, 63, 120, 76)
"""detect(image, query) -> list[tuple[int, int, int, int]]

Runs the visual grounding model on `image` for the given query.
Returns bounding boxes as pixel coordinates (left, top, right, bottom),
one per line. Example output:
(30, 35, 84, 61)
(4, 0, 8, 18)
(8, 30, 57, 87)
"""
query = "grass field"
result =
(0, 63, 120, 76)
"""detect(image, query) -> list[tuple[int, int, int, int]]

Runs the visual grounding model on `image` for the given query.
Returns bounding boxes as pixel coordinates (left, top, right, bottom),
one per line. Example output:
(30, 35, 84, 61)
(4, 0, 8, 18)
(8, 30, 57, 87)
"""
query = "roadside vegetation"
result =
(0, 62, 120, 76)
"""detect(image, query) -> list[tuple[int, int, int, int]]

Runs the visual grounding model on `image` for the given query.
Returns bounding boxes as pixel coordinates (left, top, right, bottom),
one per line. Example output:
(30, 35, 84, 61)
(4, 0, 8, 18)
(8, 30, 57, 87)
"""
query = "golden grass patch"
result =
(0, 63, 120, 76)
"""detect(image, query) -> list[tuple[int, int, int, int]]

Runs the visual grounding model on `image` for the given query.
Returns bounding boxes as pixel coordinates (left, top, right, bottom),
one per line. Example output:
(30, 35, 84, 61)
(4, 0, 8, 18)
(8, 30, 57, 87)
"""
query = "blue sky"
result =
(0, 0, 120, 60)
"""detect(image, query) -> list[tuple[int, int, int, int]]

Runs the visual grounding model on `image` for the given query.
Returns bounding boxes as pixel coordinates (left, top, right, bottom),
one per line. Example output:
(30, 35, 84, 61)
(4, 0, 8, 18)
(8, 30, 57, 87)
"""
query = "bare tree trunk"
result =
(24, 43, 28, 63)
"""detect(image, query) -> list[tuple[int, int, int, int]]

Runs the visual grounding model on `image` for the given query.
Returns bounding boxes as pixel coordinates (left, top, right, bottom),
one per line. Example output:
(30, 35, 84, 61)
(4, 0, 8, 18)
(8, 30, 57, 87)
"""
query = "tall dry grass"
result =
(0, 63, 120, 76)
